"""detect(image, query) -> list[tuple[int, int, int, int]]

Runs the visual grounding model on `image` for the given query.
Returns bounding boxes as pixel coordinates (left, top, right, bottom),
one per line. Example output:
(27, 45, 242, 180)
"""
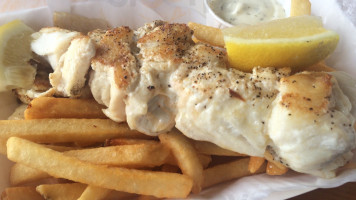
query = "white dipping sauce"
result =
(209, 0, 286, 25)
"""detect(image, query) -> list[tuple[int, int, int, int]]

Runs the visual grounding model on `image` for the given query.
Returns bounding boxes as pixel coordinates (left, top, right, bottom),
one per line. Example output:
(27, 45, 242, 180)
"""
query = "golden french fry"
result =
(105, 138, 158, 146)
(77, 186, 111, 200)
(136, 195, 162, 200)
(248, 156, 266, 173)
(187, 22, 224, 47)
(25, 97, 107, 119)
(7, 104, 27, 120)
(10, 164, 51, 186)
(290, 0, 311, 16)
(161, 164, 180, 173)
(0, 119, 149, 144)
(53, 12, 111, 33)
(7, 137, 193, 198)
(36, 183, 86, 200)
(65, 143, 170, 168)
(1, 186, 43, 200)
(203, 158, 266, 188)
(266, 161, 289, 176)
(0, 138, 6, 155)
(304, 62, 335, 72)
(192, 140, 245, 156)
(198, 154, 212, 169)
(159, 130, 203, 194)
(264, 151, 287, 170)
(11, 143, 170, 185)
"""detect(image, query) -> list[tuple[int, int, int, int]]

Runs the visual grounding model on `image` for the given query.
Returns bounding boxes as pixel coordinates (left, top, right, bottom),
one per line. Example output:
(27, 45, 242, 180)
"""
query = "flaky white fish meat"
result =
(32, 21, 356, 178)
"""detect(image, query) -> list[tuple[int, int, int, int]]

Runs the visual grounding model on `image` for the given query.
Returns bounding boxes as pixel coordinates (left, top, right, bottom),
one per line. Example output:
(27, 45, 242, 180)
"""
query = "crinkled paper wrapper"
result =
(0, 0, 355, 199)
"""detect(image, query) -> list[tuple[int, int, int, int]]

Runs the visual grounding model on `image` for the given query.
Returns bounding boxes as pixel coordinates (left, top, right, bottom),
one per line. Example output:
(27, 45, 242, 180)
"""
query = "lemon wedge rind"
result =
(0, 20, 35, 92)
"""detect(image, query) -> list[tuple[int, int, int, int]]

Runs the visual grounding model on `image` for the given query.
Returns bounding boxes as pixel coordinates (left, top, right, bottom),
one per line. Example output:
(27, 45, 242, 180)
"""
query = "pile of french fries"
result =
(0, 96, 290, 199)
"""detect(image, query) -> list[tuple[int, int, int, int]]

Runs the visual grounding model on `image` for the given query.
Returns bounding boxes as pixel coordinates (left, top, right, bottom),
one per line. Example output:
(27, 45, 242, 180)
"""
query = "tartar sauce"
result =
(209, 0, 286, 25)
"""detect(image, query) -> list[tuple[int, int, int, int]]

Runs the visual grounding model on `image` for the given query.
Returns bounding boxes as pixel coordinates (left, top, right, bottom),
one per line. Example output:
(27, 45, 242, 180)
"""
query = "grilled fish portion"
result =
(89, 27, 137, 122)
(31, 27, 81, 70)
(50, 35, 95, 97)
(29, 21, 356, 178)
(268, 72, 355, 178)
(125, 22, 194, 135)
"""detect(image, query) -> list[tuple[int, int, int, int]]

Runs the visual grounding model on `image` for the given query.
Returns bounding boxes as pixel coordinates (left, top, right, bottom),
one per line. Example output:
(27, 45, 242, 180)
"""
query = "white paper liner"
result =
(0, 0, 356, 199)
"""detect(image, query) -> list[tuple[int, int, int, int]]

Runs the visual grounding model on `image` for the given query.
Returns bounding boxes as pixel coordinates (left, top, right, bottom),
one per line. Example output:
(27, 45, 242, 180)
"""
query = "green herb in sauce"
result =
(209, 0, 286, 25)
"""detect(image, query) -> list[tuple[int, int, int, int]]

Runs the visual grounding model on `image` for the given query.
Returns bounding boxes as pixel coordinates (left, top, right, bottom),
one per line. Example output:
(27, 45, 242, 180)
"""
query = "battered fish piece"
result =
(89, 27, 138, 122)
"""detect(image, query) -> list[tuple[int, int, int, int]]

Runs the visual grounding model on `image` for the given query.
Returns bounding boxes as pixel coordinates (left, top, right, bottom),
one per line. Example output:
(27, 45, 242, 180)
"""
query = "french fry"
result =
(264, 151, 287, 170)
(24, 97, 107, 119)
(0, 119, 149, 144)
(159, 130, 203, 194)
(161, 164, 180, 173)
(203, 158, 266, 189)
(0, 138, 6, 155)
(11, 144, 170, 185)
(266, 161, 289, 176)
(7, 137, 193, 198)
(7, 104, 27, 120)
(290, 0, 311, 16)
(248, 156, 266, 173)
(36, 183, 86, 200)
(10, 164, 51, 186)
(65, 143, 170, 168)
(77, 186, 111, 200)
(198, 154, 212, 169)
(192, 140, 246, 156)
(1, 186, 43, 200)
(187, 22, 224, 47)
(304, 61, 335, 72)
(136, 195, 162, 200)
(53, 12, 111, 33)
(105, 138, 158, 146)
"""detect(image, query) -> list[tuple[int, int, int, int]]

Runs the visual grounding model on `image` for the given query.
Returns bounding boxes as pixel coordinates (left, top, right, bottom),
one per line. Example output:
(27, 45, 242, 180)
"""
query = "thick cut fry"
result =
(192, 140, 245, 156)
(266, 161, 289, 175)
(0, 138, 6, 155)
(77, 186, 111, 200)
(10, 164, 51, 186)
(65, 143, 170, 168)
(7, 137, 193, 198)
(203, 158, 266, 188)
(0, 119, 149, 143)
(36, 183, 86, 200)
(159, 130, 203, 194)
(198, 154, 212, 169)
(290, 0, 311, 16)
(187, 22, 224, 47)
(1, 186, 43, 200)
(137, 195, 162, 200)
(248, 157, 266, 173)
(105, 138, 158, 146)
(161, 164, 180, 173)
(264, 151, 287, 170)
(11, 144, 170, 185)
(53, 12, 111, 33)
(164, 153, 211, 169)
(25, 97, 107, 119)
(304, 62, 335, 72)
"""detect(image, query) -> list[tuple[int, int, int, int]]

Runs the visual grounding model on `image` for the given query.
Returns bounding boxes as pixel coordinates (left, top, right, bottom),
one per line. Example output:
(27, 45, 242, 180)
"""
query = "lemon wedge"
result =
(222, 16, 339, 72)
(0, 20, 35, 92)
